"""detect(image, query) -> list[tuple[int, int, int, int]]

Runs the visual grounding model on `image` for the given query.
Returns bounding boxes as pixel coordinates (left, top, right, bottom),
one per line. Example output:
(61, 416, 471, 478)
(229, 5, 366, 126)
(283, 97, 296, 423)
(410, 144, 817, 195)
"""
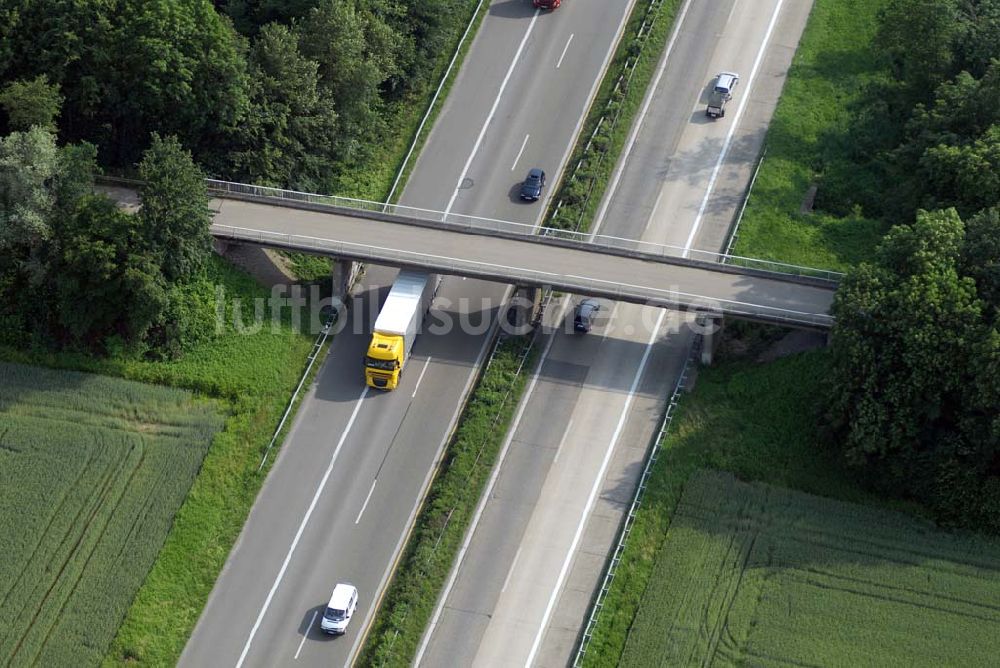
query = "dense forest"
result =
(824, 0, 1000, 530)
(0, 0, 473, 191)
(0, 0, 475, 356)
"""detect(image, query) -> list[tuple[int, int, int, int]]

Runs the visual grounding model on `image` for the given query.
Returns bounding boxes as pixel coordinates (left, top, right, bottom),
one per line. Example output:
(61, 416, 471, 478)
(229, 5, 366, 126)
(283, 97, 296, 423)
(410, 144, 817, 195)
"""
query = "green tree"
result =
(298, 0, 400, 160)
(826, 208, 1000, 528)
(230, 22, 339, 189)
(52, 195, 167, 347)
(876, 0, 960, 101)
(0, 127, 58, 254)
(0, 75, 63, 131)
(138, 133, 212, 282)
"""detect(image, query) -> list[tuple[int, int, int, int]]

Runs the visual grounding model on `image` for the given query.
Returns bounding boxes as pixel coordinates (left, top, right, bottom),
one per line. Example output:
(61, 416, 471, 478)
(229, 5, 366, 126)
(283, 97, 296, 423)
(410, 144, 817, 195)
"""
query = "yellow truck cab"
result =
(365, 270, 438, 390)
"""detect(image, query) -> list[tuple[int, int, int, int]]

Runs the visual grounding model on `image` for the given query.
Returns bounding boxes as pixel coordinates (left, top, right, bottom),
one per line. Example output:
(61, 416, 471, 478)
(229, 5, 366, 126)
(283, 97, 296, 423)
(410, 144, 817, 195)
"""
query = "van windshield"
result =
(324, 607, 346, 621)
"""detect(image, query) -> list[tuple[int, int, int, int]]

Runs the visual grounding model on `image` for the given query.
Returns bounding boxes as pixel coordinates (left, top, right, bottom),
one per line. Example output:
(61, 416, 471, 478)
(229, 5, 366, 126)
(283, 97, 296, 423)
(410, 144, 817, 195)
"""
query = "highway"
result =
(415, 0, 817, 665)
(178, 1, 636, 667)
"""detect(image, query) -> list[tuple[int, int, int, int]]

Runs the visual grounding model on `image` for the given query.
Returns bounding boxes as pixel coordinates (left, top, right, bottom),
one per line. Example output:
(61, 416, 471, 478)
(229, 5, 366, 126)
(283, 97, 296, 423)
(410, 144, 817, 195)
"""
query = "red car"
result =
(533, 0, 561, 8)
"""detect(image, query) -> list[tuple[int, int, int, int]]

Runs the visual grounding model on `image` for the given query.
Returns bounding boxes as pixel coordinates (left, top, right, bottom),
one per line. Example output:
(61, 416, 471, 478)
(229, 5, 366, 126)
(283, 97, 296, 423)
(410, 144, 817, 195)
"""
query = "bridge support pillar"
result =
(505, 286, 543, 334)
(697, 314, 724, 365)
(331, 260, 361, 303)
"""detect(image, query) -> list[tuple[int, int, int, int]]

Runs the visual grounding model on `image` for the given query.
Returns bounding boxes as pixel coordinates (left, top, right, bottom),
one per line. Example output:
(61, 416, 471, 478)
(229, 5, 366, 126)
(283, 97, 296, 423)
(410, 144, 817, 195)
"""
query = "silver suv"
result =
(714, 71, 740, 96)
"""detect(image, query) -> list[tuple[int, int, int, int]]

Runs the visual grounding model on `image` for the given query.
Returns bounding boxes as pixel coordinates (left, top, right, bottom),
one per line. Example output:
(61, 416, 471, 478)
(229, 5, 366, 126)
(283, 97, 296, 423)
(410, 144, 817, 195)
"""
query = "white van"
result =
(319, 583, 358, 635)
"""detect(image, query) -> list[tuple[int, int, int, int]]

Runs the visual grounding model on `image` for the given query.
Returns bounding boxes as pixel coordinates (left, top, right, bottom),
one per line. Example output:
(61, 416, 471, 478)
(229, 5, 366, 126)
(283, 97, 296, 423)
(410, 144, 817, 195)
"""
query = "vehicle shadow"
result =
(508, 182, 532, 204)
(489, 0, 539, 19)
(299, 604, 338, 642)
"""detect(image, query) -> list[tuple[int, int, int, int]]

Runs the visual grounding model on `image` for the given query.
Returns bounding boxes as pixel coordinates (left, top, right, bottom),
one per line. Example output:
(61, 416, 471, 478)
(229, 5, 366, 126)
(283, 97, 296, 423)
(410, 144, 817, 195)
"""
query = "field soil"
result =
(622, 469, 1000, 667)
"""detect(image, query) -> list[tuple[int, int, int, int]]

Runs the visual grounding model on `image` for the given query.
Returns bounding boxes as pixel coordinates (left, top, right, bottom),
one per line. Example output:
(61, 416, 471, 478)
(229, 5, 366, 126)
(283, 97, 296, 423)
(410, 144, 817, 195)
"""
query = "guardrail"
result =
(204, 179, 843, 283)
(211, 223, 834, 329)
(572, 332, 701, 666)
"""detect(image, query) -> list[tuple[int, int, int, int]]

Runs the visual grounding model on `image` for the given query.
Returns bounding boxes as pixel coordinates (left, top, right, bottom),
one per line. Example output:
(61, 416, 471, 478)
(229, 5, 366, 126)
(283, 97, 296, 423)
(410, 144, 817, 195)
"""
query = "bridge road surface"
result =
(178, 2, 636, 667)
(415, 0, 817, 665)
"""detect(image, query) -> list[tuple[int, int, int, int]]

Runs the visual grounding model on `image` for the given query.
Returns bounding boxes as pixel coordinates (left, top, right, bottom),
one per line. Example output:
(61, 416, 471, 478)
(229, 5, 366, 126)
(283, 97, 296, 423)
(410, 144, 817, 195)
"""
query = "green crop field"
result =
(0, 363, 223, 667)
(622, 469, 1000, 667)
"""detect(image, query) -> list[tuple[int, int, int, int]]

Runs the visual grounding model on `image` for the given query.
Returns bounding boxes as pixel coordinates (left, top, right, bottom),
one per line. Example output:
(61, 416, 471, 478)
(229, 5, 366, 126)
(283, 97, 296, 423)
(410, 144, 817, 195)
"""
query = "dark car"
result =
(574, 299, 601, 333)
(520, 168, 546, 201)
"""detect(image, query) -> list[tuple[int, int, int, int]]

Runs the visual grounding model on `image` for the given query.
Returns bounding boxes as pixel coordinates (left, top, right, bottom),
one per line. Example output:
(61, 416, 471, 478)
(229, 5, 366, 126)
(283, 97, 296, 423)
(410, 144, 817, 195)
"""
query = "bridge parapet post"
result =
(697, 314, 724, 365)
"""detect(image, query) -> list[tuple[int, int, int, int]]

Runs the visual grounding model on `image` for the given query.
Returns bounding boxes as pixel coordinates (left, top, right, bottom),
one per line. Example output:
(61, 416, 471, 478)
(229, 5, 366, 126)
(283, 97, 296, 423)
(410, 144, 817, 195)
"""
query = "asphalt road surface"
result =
(178, 1, 636, 667)
(415, 0, 818, 665)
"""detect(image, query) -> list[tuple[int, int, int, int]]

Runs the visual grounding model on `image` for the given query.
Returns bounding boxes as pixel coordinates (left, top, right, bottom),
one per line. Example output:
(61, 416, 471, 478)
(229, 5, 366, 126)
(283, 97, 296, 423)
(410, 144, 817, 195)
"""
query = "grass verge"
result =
(545, 0, 683, 232)
(0, 256, 324, 666)
(359, 333, 538, 666)
(620, 469, 1000, 666)
(729, 0, 889, 269)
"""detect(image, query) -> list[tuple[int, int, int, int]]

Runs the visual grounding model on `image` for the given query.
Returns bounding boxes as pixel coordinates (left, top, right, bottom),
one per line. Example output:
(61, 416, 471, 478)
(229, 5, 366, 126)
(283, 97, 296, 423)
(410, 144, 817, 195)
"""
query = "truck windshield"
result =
(366, 356, 397, 370)
(324, 607, 345, 621)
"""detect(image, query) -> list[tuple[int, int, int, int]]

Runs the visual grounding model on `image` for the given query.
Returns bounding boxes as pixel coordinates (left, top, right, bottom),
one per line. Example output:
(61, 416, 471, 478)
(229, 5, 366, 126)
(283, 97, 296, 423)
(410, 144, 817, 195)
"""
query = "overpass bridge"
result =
(101, 179, 842, 330)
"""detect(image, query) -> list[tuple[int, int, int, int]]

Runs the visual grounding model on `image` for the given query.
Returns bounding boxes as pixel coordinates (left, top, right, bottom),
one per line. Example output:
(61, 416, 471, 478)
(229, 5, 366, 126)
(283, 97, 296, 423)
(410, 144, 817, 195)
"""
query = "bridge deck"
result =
(103, 186, 836, 328)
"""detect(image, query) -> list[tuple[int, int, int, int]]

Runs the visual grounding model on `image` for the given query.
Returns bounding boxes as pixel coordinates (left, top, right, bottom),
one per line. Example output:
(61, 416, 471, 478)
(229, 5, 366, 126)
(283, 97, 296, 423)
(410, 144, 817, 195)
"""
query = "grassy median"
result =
(546, 0, 684, 233)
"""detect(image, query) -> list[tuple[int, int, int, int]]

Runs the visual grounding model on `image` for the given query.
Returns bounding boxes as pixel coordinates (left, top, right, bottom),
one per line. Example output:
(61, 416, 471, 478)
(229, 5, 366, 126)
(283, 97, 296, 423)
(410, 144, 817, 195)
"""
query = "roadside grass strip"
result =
(0, 363, 224, 667)
(621, 469, 1000, 667)
(360, 334, 537, 666)
(730, 0, 888, 269)
(546, 0, 683, 233)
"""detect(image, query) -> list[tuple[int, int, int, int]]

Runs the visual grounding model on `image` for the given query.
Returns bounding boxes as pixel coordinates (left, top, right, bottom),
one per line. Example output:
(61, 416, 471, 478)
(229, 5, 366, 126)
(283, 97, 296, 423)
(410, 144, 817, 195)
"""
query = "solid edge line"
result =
(682, 0, 786, 255)
(548, 0, 640, 218)
(413, 296, 571, 667)
(591, 0, 695, 233)
(236, 386, 370, 667)
(444, 10, 541, 217)
(523, 309, 667, 667)
(345, 286, 513, 667)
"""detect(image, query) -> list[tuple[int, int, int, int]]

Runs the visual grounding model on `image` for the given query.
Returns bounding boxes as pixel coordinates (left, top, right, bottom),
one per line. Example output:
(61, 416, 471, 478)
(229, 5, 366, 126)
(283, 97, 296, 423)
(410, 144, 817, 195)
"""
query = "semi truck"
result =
(364, 270, 439, 390)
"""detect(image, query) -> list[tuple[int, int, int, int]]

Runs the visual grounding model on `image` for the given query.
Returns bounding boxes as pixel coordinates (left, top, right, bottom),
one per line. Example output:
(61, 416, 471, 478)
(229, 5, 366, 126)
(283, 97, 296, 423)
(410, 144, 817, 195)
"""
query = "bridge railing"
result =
(205, 179, 843, 284)
(212, 223, 835, 329)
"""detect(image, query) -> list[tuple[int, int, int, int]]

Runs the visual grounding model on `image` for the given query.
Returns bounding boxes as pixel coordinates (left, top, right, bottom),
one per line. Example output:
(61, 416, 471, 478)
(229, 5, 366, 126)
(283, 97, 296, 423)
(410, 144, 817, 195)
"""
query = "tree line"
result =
(0, 127, 215, 356)
(824, 0, 1000, 531)
(0, 0, 474, 191)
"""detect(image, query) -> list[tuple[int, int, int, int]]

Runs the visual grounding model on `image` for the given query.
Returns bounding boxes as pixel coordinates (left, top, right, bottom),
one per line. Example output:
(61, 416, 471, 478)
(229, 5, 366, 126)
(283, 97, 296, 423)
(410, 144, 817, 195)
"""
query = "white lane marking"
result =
(511, 134, 531, 171)
(553, 418, 574, 463)
(556, 34, 574, 69)
(592, 0, 694, 232)
(412, 356, 432, 398)
(683, 0, 786, 255)
(523, 309, 667, 667)
(444, 11, 541, 218)
(501, 547, 524, 593)
(413, 297, 572, 667)
(294, 611, 317, 660)
(236, 386, 369, 668)
(355, 479, 378, 525)
(349, 292, 508, 667)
